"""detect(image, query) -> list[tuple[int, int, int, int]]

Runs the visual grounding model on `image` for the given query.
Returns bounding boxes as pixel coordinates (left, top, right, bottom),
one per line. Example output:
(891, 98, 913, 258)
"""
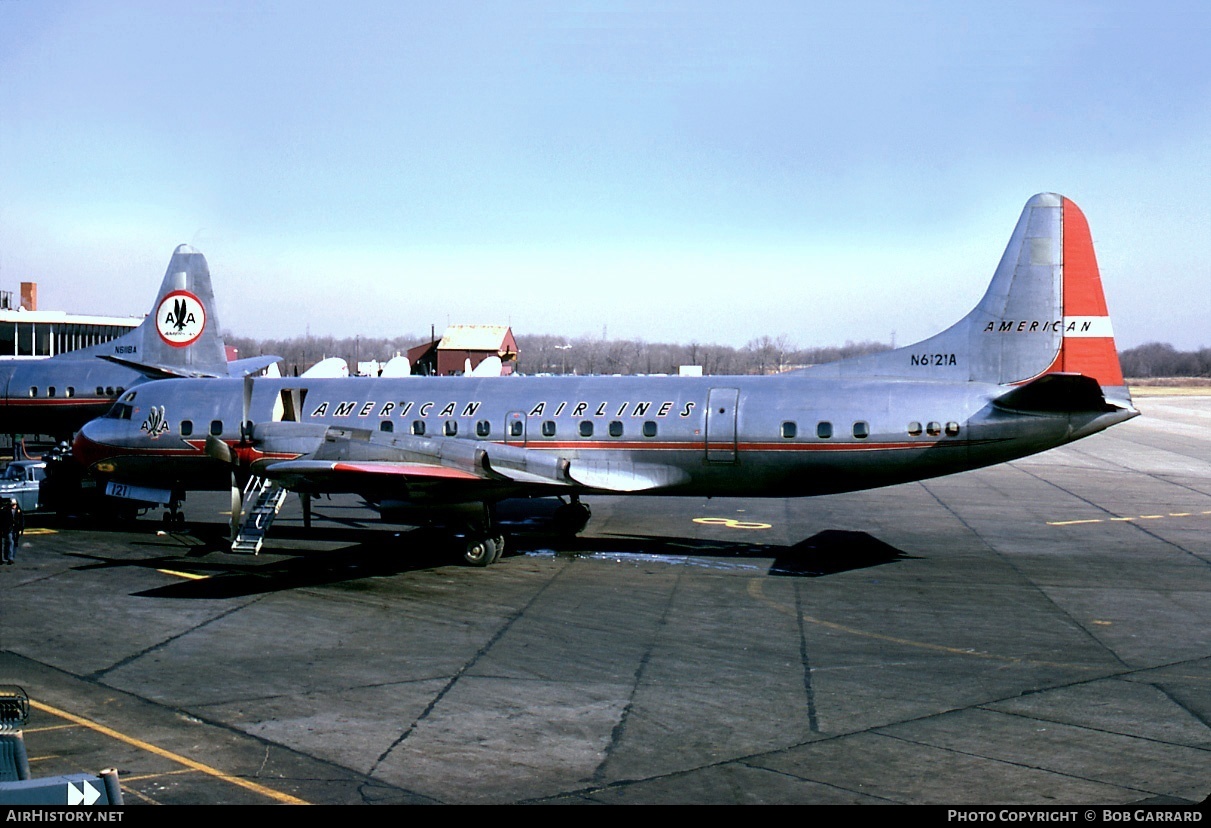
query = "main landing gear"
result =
(462, 532, 507, 567)
(457, 496, 593, 567)
(162, 492, 186, 528)
(461, 501, 507, 567)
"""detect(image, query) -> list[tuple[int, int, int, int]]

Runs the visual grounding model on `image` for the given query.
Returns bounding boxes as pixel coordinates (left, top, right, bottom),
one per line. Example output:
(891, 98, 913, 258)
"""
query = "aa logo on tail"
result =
(156, 289, 206, 347)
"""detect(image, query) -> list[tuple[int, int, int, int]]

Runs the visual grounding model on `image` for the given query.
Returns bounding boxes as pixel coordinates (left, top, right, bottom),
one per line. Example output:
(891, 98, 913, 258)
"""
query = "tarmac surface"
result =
(1, 396, 1209, 805)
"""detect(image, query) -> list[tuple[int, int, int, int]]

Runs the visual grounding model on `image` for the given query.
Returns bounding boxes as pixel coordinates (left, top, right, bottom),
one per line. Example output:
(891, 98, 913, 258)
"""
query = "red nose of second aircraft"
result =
(72, 421, 116, 472)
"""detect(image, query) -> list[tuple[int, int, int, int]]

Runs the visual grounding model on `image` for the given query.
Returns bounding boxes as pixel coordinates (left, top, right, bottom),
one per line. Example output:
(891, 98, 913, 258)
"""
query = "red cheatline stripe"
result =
(330, 462, 482, 479)
(4, 399, 110, 406)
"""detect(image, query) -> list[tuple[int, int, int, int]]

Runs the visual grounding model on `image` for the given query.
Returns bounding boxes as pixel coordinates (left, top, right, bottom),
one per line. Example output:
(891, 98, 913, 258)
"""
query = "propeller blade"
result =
(205, 434, 236, 465)
(230, 472, 242, 541)
(241, 375, 254, 443)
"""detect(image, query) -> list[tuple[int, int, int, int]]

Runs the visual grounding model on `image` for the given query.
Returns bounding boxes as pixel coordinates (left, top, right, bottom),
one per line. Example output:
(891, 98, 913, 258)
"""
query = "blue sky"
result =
(2, 1, 1209, 350)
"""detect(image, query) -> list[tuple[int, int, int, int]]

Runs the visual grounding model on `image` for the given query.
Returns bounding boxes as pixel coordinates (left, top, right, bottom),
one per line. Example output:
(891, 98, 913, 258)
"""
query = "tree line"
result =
(225, 332, 892, 376)
(1118, 343, 1211, 378)
(225, 333, 1211, 379)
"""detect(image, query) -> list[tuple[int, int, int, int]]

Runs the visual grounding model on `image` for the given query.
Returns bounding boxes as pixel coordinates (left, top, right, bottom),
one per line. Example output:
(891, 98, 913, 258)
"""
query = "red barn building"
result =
(407, 325, 518, 376)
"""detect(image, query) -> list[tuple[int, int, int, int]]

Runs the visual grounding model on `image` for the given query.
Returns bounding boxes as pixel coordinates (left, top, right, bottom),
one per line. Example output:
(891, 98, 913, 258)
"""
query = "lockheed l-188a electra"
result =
(73, 194, 1138, 564)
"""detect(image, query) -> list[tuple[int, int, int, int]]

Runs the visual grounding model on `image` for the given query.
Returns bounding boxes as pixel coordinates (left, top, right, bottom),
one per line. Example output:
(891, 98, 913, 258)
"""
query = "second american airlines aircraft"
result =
(0, 245, 278, 439)
(74, 194, 1137, 564)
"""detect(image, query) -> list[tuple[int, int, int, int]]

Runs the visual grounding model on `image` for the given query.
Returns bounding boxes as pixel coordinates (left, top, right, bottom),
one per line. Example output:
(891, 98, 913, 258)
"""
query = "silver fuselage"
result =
(74, 372, 1134, 501)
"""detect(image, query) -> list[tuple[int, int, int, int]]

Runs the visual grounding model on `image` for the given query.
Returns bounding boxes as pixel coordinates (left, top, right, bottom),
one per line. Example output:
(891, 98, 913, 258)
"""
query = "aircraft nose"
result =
(72, 422, 112, 471)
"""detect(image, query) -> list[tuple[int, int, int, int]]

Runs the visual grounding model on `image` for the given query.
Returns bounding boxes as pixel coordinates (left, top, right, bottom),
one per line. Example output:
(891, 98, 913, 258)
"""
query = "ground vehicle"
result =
(0, 461, 46, 511)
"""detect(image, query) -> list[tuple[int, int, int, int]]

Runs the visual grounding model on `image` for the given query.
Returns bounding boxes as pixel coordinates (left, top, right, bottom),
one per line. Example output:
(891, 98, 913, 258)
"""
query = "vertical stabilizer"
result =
(815, 194, 1129, 402)
(71, 245, 231, 378)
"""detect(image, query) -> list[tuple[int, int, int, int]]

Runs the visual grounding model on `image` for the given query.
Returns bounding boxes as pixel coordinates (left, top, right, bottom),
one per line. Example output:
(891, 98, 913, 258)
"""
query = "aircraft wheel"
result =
(491, 535, 505, 562)
(463, 536, 497, 567)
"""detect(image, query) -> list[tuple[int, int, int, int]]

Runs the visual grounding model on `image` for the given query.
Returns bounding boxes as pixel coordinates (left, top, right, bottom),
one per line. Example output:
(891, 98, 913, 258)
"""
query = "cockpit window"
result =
(104, 403, 134, 420)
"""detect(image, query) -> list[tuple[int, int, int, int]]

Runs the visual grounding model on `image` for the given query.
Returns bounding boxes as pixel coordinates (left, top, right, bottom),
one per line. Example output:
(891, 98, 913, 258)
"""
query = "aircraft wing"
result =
(251, 423, 687, 496)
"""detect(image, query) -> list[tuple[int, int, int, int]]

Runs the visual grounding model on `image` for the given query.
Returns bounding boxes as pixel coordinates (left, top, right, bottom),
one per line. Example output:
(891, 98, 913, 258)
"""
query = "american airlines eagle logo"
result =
(155, 289, 206, 347)
(141, 406, 169, 439)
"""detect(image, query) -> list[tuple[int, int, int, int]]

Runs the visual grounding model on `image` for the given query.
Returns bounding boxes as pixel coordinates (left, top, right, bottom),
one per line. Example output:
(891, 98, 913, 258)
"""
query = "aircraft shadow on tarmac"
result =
(60, 519, 915, 600)
(582, 528, 916, 577)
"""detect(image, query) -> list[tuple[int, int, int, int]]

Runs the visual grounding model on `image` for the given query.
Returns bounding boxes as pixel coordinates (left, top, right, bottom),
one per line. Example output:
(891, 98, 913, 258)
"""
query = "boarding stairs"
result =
(232, 476, 289, 555)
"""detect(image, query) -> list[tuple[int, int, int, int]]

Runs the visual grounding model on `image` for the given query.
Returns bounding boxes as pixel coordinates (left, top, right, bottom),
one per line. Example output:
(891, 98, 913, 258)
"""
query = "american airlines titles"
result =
(982, 319, 1090, 334)
(307, 399, 698, 420)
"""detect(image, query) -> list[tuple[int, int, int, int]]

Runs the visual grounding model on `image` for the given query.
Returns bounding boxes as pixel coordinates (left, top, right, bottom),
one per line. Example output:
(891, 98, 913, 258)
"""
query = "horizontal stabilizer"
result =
(97, 354, 227, 380)
(993, 373, 1116, 414)
(227, 355, 283, 378)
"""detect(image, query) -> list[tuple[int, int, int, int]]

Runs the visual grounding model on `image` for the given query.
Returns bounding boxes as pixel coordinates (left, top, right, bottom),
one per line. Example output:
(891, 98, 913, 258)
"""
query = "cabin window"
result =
(380, 421, 393, 433)
(643, 421, 658, 438)
(116, 387, 125, 395)
(96, 386, 105, 396)
(476, 420, 491, 437)
(927, 421, 941, 436)
(608, 421, 623, 437)
(908, 421, 923, 436)
(579, 421, 594, 437)
(28, 387, 36, 398)
(781, 421, 797, 439)
(209, 420, 223, 436)
(945, 421, 960, 437)
(444, 420, 458, 436)
(541, 420, 556, 437)
(852, 421, 870, 439)
(65, 387, 74, 398)
(105, 387, 115, 396)
(509, 420, 524, 438)
(411, 420, 426, 436)
(816, 421, 832, 439)
(47, 387, 56, 398)
(180, 420, 193, 437)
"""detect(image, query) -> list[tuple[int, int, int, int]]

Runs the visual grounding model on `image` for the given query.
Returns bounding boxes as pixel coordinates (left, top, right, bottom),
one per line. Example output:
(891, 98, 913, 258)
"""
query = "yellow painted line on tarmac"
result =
(118, 768, 198, 782)
(1048, 511, 1211, 527)
(29, 699, 309, 805)
(156, 569, 210, 580)
(748, 579, 1103, 670)
(693, 516, 773, 530)
(23, 723, 79, 734)
(746, 563, 1211, 683)
(24, 528, 57, 535)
